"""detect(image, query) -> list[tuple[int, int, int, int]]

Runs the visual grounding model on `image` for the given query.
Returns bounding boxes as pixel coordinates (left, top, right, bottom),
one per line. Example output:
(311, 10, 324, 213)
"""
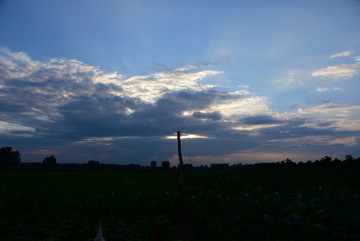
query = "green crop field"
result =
(0, 169, 359, 241)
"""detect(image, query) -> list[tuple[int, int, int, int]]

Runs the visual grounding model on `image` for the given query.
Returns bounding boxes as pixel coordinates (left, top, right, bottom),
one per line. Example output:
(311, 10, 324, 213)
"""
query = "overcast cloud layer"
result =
(1, 48, 359, 165)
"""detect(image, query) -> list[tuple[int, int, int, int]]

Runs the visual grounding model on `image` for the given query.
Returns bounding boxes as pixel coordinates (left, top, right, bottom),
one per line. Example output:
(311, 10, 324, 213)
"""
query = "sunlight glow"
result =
(233, 124, 283, 131)
(76, 136, 134, 144)
(163, 133, 210, 140)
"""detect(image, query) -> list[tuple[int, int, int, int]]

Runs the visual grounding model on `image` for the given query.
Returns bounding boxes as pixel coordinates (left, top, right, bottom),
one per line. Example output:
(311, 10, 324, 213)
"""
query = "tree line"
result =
(0, 146, 57, 168)
(1, 146, 359, 170)
(0, 146, 174, 170)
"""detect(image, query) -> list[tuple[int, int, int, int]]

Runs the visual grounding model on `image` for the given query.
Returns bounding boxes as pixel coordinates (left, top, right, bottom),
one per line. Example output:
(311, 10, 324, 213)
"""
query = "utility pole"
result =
(177, 131, 184, 189)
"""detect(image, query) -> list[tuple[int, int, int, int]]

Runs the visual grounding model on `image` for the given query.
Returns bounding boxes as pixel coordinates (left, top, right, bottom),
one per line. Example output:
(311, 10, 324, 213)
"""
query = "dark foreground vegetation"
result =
(1, 169, 359, 241)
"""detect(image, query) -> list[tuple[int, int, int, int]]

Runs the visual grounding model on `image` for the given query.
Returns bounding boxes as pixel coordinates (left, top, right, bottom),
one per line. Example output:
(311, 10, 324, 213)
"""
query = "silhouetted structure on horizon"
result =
(1, 146, 359, 171)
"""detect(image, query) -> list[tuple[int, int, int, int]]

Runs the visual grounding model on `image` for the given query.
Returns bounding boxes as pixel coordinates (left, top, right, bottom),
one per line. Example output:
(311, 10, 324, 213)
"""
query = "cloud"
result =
(121, 67, 222, 103)
(194, 96, 271, 121)
(273, 78, 295, 86)
(311, 64, 360, 78)
(0, 47, 224, 134)
(1, 47, 359, 163)
(238, 85, 250, 89)
(297, 103, 360, 116)
(76, 136, 136, 144)
(0, 48, 35, 79)
(233, 123, 283, 131)
(0, 120, 35, 136)
(269, 135, 359, 147)
(328, 137, 359, 147)
(316, 87, 342, 92)
(27, 149, 61, 155)
(241, 115, 282, 125)
(330, 51, 353, 58)
(300, 118, 360, 132)
(273, 70, 304, 86)
(316, 87, 329, 92)
(232, 115, 285, 132)
(298, 103, 360, 131)
(192, 111, 222, 121)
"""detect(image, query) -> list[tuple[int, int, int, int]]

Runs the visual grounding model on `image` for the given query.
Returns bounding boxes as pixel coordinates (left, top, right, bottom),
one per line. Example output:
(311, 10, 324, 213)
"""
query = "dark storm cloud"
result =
(110, 91, 228, 137)
(192, 111, 222, 121)
(242, 115, 281, 125)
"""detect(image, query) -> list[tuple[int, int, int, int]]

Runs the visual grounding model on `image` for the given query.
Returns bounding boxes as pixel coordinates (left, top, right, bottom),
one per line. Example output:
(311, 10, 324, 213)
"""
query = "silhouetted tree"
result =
(281, 158, 296, 168)
(333, 158, 341, 163)
(344, 155, 360, 167)
(345, 155, 354, 163)
(285, 158, 293, 164)
(151, 160, 157, 169)
(320, 156, 332, 163)
(0, 146, 21, 167)
(161, 161, 170, 170)
(88, 160, 100, 169)
(43, 155, 57, 168)
(183, 163, 193, 170)
(210, 163, 229, 170)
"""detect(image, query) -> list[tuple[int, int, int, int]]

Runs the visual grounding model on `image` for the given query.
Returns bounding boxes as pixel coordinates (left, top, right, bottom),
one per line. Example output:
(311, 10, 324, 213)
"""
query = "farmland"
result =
(0, 169, 359, 241)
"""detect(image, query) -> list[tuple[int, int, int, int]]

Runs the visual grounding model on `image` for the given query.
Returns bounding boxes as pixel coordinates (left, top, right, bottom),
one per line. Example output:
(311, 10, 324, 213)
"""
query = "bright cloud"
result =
(316, 87, 329, 92)
(233, 123, 283, 131)
(298, 103, 360, 131)
(270, 135, 359, 147)
(311, 64, 360, 78)
(201, 97, 271, 121)
(0, 120, 35, 134)
(330, 51, 353, 58)
(298, 103, 360, 116)
(315, 87, 341, 92)
(121, 68, 222, 103)
(328, 137, 359, 147)
(301, 118, 360, 131)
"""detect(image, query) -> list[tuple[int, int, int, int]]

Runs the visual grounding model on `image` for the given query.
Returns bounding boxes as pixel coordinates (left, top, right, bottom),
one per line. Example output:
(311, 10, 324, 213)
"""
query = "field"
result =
(0, 169, 359, 241)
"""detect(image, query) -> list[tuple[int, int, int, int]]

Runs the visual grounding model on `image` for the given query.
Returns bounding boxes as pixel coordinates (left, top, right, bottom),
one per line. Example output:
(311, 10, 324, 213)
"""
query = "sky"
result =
(0, 0, 360, 165)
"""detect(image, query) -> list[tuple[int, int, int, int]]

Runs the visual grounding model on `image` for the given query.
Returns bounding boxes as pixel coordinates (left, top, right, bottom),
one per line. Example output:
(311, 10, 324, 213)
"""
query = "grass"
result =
(0, 169, 359, 241)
